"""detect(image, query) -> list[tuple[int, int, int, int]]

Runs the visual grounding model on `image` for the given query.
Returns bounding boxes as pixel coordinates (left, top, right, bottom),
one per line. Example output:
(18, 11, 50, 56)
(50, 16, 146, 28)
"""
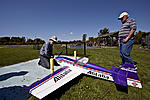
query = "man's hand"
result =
(123, 37, 129, 43)
(123, 29, 135, 43)
(118, 39, 120, 44)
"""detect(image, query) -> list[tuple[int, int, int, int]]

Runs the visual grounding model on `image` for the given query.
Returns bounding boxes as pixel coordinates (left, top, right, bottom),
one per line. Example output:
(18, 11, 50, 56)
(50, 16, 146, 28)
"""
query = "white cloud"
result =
(62, 33, 66, 36)
(70, 32, 73, 35)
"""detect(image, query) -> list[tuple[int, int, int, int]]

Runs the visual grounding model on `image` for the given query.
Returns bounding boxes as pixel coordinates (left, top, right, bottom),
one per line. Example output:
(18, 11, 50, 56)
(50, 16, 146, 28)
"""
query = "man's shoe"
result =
(134, 65, 137, 70)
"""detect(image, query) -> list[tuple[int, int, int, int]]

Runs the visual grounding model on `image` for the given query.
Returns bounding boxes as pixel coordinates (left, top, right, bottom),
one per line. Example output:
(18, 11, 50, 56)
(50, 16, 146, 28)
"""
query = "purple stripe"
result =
(77, 57, 84, 61)
(84, 63, 112, 74)
(56, 57, 112, 74)
(111, 66, 127, 87)
(126, 71, 139, 80)
(56, 57, 74, 61)
(27, 66, 68, 92)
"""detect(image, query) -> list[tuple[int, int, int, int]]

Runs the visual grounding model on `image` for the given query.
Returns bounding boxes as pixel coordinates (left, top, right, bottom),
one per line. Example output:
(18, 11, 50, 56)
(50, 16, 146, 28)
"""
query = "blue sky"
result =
(0, 0, 150, 41)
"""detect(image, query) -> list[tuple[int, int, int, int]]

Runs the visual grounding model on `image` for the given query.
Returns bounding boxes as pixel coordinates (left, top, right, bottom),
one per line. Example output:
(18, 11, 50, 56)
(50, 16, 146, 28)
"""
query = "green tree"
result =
(26, 39, 34, 45)
(82, 34, 87, 42)
(10, 37, 26, 45)
(33, 38, 45, 44)
(134, 31, 145, 44)
(88, 37, 95, 42)
(98, 28, 109, 36)
(0, 37, 10, 45)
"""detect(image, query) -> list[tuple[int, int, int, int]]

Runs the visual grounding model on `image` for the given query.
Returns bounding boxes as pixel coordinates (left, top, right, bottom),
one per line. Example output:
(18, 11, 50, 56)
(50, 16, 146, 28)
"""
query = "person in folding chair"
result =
(38, 36, 57, 69)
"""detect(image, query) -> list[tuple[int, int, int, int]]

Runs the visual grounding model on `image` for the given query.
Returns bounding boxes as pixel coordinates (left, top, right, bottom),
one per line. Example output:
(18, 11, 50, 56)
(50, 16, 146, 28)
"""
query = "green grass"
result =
(0, 45, 150, 100)
(0, 46, 40, 67)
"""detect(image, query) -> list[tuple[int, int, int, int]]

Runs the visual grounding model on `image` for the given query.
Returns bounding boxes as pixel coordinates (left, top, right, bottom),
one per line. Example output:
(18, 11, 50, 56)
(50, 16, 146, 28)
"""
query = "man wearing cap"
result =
(118, 12, 137, 70)
(38, 36, 57, 69)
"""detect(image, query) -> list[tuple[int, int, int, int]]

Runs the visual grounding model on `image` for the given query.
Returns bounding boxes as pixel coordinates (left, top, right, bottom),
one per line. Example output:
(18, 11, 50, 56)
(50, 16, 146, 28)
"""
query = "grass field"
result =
(0, 45, 150, 100)
(0, 46, 40, 67)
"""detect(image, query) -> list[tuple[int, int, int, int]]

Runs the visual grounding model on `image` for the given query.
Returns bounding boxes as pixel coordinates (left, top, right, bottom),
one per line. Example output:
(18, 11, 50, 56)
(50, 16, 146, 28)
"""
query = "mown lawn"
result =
(0, 46, 40, 67)
(0, 45, 150, 100)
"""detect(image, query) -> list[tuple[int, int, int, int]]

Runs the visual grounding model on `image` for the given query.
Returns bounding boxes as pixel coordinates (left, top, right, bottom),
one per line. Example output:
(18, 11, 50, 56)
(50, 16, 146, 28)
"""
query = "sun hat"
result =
(118, 12, 129, 20)
(50, 36, 57, 41)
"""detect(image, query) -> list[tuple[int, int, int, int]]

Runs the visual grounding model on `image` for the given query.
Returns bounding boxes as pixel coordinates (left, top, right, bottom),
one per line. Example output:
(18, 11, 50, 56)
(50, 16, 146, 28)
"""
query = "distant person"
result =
(38, 36, 57, 69)
(118, 12, 137, 70)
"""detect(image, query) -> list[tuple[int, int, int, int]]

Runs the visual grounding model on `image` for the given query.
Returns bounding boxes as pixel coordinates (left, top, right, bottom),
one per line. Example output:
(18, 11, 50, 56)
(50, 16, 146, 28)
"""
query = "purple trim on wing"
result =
(56, 57, 74, 61)
(56, 57, 112, 74)
(111, 66, 127, 87)
(27, 66, 68, 92)
(84, 63, 112, 74)
(126, 71, 139, 80)
(77, 57, 84, 61)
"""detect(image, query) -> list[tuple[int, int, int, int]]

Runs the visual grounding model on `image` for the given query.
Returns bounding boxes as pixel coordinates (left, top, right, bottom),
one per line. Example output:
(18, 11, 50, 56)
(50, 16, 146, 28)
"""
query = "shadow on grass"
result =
(133, 61, 138, 65)
(115, 84, 128, 93)
(42, 75, 84, 100)
(0, 71, 28, 81)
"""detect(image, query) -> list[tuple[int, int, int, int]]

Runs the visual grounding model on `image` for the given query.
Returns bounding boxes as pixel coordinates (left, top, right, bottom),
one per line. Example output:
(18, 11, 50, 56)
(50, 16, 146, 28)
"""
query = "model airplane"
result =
(27, 56, 142, 99)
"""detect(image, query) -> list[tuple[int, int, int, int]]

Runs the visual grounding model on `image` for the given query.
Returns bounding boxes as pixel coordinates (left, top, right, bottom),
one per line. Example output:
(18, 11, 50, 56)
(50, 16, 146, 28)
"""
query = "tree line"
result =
(0, 29, 148, 45)
(86, 28, 149, 44)
(0, 37, 45, 45)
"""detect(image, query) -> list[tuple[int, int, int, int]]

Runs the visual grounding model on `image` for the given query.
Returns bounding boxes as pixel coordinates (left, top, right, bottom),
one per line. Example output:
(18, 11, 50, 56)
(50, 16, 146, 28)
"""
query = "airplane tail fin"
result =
(111, 66, 142, 88)
(111, 66, 127, 87)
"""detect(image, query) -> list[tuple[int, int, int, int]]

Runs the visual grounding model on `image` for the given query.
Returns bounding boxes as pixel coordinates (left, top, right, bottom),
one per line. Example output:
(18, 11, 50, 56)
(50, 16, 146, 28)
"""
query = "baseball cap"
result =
(118, 12, 129, 20)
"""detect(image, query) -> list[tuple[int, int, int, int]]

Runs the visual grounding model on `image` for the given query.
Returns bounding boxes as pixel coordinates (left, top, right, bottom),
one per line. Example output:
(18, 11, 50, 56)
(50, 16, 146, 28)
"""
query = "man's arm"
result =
(123, 29, 136, 42)
(123, 18, 136, 42)
(118, 38, 120, 45)
(46, 42, 53, 58)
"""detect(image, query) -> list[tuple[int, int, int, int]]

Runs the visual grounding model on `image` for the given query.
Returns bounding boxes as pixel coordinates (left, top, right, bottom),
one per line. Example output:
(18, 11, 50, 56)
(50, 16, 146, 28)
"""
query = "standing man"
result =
(118, 12, 137, 69)
(38, 36, 57, 69)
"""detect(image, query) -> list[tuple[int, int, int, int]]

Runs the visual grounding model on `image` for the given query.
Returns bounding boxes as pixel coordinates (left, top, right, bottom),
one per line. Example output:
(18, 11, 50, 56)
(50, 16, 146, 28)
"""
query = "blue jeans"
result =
(120, 38, 134, 65)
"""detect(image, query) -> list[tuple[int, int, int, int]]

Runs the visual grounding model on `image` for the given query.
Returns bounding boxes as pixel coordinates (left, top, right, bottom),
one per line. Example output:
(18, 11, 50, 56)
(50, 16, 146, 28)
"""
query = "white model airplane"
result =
(27, 56, 142, 99)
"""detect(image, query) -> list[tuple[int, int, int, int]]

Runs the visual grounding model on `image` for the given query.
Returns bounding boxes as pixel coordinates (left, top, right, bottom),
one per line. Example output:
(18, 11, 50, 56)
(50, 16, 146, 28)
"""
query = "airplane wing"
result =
(74, 57, 89, 65)
(27, 66, 82, 99)
(56, 56, 142, 88)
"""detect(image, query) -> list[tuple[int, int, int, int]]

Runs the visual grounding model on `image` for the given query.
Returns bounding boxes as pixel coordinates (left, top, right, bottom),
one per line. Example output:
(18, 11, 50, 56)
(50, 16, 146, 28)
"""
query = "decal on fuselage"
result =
(87, 71, 109, 80)
(54, 69, 72, 83)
